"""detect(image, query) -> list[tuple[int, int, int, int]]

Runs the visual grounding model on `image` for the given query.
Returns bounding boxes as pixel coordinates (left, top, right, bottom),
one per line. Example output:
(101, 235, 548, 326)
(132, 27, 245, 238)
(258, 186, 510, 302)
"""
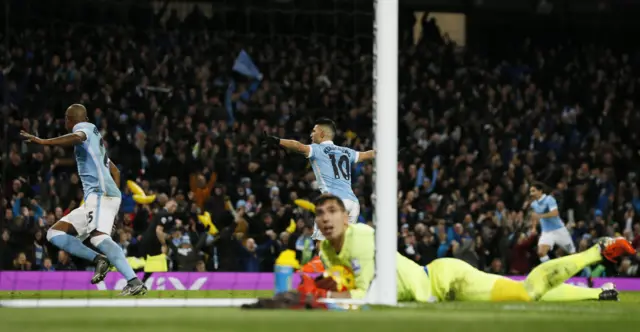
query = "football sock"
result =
(97, 238, 137, 281)
(538, 284, 601, 302)
(49, 233, 99, 262)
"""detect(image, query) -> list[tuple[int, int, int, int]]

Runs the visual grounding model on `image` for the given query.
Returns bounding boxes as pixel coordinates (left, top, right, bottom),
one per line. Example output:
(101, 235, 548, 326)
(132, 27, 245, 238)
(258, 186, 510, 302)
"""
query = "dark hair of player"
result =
(314, 193, 346, 211)
(530, 181, 548, 192)
(315, 118, 337, 136)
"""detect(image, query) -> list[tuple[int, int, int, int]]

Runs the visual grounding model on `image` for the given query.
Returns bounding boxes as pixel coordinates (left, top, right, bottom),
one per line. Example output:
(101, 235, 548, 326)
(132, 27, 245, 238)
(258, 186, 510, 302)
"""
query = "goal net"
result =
(0, 0, 398, 308)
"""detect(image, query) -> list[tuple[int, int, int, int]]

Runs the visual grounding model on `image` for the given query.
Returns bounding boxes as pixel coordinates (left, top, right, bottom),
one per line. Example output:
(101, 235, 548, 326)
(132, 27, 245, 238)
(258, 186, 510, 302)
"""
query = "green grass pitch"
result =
(1, 291, 640, 332)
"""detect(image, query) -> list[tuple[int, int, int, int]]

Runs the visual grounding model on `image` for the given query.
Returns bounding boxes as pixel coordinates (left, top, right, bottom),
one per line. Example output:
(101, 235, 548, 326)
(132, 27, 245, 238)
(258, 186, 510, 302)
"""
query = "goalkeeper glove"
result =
(298, 274, 328, 299)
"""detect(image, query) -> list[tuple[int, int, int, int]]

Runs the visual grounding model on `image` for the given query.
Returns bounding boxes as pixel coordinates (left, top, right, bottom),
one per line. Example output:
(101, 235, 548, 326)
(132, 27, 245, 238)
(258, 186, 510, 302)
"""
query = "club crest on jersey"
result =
(350, 259, 361, 274)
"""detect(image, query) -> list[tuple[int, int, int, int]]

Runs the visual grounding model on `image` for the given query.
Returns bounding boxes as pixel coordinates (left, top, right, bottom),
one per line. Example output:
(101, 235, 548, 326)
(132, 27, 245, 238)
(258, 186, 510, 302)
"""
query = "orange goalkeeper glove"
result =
(297, 274, 328, 299)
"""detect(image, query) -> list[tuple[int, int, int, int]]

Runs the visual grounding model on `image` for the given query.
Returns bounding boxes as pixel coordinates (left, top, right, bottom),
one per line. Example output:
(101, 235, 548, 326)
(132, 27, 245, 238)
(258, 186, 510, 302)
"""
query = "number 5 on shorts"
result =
(87, 211, 94, 223)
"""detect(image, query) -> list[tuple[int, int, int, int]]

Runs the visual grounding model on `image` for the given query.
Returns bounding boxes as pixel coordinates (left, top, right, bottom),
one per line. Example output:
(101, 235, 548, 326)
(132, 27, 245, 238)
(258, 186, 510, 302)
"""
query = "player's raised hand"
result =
(260, 131, 280, 147)
(20, 131, 44, 144)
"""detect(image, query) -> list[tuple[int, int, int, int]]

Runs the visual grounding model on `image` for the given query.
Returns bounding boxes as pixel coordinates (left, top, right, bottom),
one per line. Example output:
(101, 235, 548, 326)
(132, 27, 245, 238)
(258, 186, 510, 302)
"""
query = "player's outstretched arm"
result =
(20, 130, 86, 146)
(357, 150, 375, 162)
(108, 160, 120, 188)
(279, 139, 311, 156)
(261, 132, 311, 156)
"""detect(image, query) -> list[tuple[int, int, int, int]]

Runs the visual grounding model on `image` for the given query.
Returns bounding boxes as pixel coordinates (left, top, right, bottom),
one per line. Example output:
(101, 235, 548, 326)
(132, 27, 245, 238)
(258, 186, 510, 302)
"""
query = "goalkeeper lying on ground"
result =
(298, 194, 636, 303)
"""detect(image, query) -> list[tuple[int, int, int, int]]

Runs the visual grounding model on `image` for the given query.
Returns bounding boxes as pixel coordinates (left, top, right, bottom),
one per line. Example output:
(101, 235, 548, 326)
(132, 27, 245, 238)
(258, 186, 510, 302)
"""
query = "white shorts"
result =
(312, 198, 360, 240)
(60, 194, 122, 241)
(538, 227, 576, 254)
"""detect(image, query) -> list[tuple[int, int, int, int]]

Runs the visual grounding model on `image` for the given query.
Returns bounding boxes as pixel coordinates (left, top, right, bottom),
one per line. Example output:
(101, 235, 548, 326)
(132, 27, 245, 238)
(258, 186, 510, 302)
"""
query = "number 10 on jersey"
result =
(329, 154, 351, 180)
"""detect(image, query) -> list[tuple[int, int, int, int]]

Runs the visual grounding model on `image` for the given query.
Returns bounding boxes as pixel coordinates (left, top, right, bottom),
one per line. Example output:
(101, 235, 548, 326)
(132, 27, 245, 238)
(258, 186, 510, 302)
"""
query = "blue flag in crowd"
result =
(226, 50, 262, 124)
(233, 50, 261, 78)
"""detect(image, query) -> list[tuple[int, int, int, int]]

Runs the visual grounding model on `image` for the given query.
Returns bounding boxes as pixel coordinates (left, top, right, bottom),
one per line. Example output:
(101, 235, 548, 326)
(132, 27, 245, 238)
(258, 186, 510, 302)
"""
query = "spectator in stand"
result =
(167, 233, 207, 272)
(55, 251, 77, 271)
(32, 229, 47, 270)
(452, 236, 478, 268)
(509, 231, 538, 275)
(12, 252, 31, 271)
(190, 172, 217, 211)
(294, 224, 315, 265)
(235, 231, 277, 273)
(41, 257, 55, 272)
(0, 229, 13, 270)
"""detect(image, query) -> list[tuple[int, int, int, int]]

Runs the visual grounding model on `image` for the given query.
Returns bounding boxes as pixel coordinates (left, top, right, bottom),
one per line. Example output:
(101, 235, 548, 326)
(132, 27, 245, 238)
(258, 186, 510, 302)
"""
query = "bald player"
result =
(261, 118, 375, 240)
(21, 104, 146, 295)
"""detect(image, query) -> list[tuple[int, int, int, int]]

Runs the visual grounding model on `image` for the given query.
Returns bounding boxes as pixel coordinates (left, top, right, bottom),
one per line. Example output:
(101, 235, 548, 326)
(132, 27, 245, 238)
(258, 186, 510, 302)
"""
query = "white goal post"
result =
(371, 0, 399, 306)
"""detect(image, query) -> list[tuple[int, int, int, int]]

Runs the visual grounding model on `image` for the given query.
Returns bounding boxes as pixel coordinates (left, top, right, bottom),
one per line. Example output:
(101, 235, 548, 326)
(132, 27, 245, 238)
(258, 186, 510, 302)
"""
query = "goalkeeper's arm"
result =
(324, 276, 370, 300)
(319, 247, 375, 300)
(301, 274, 361, 300)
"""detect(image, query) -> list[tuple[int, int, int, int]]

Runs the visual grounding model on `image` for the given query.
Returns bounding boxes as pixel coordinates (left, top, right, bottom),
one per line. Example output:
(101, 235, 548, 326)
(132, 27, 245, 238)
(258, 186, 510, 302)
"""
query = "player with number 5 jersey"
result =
(72, 122, 121, 199)
(20, 104, 146, 295)
(261, 118, 375, 240)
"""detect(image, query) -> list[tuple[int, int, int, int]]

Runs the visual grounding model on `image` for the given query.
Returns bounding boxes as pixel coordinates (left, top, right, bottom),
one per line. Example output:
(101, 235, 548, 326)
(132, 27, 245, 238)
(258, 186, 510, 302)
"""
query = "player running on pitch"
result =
(527, 182, 576, 262)
(21, 104, 146, 295)
(261, 118, 374, 240)
(299, 194, 635, 302)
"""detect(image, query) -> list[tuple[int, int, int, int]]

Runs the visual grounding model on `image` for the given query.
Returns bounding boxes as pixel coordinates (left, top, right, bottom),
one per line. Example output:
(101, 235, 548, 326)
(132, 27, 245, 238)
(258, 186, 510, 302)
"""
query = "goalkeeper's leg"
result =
(538, 284, 603, 301)
(491, 279, 614, 302)
(523, 237, 635, 300)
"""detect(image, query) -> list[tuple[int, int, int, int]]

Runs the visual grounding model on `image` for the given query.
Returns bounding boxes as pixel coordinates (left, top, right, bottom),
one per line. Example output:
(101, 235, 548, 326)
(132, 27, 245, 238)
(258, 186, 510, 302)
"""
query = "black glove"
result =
(261, 131, 281, 147)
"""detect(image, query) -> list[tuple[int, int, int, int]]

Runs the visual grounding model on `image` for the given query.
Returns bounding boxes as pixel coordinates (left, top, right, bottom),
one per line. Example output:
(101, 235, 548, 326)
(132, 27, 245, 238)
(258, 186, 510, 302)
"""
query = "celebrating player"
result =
(261, 118, 374, 240)
(20, 104, 147, 296)
(527, 182, 576, 262)
(299, 194, 635, 303)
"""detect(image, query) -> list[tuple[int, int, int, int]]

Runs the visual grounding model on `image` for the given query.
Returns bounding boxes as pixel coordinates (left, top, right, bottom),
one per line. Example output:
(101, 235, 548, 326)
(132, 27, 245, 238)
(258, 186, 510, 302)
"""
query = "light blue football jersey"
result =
(530, 194, 564, 232)
(73, 122, 121, 199)
(308, 141, 358, 201)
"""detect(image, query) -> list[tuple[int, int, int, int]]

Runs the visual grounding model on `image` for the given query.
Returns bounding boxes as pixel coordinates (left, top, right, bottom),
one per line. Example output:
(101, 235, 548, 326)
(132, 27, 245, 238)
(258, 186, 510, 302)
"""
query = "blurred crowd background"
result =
(1, 0, 639, 279)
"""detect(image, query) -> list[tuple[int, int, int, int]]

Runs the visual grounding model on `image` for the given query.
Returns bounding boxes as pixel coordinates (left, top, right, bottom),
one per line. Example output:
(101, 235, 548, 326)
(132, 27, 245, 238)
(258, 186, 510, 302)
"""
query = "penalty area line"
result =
(0, 298, 257, 308)
(0, 298, 409, 308)
(0, 298, 379, 308)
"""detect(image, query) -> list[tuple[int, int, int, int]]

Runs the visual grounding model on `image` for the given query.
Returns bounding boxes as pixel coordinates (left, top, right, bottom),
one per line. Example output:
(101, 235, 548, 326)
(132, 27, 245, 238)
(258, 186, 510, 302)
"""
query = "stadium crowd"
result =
(0, 1, 640, 280)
